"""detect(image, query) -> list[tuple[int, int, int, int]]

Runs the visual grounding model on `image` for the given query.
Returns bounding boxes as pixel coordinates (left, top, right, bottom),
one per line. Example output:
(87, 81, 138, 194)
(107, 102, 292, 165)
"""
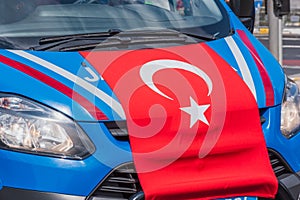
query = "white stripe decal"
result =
(225, 37, 257, 100)
(9, 50, 126, 119)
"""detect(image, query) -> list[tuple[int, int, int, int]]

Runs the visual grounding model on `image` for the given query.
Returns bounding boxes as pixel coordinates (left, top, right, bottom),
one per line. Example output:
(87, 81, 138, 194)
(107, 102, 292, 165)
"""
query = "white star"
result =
(180, 97, 210, 128)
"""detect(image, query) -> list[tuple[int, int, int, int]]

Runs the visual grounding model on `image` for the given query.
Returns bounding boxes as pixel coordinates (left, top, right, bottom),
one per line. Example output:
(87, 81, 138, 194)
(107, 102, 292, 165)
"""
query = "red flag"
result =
(81, 43, 277, 199)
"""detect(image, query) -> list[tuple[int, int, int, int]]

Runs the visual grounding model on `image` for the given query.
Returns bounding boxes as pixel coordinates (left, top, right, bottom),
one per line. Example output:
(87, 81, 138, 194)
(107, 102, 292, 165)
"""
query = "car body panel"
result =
(0, 121, 132, 196)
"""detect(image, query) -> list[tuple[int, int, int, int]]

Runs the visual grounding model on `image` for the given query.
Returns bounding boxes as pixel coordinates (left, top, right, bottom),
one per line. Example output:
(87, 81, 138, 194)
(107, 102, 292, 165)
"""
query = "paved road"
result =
(284, 66, 300, 76)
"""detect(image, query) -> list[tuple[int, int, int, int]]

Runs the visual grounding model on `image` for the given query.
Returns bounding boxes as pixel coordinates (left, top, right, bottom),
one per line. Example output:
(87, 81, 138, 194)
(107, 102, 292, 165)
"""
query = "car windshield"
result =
(0, 0, 231, 50)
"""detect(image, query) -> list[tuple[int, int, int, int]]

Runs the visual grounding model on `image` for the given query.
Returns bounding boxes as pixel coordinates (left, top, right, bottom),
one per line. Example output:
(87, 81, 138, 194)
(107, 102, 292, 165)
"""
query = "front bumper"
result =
(0, 162, 144, 200)
(269, 149, 300, 200)
(2, 150, 300, 200)
(0, 187, 145, 200)
(0, 187, 85, 200)
(277, 173, 300, 200)
(3, 174, 300, 200)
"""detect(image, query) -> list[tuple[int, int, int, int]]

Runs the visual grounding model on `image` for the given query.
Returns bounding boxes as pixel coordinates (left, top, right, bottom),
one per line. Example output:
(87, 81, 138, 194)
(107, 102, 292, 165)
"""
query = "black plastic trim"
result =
(129, 191, 144, 200)
(277, 173, 300, 200)
(87, 162, 143, 200)
(0, 187, 85, 200)
(268, 148, 293, 174)
(267, 149, 300, 200)
(104, 120, 129, 141)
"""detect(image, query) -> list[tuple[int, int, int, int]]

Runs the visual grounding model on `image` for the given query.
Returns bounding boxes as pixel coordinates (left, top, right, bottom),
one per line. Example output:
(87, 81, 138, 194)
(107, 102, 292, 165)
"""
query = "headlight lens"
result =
(281, 78, 300, 138)
(0, 94, 95, 159)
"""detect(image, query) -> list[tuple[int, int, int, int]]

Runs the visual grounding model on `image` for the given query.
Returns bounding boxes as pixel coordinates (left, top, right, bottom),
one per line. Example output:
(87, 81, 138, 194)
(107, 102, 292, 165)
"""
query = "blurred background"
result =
(253, 0, 300, 78)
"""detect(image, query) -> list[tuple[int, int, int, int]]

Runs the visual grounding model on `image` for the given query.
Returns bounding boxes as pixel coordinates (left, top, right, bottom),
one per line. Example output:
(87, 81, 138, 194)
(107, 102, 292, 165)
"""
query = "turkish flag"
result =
(81, 43, 277, 199)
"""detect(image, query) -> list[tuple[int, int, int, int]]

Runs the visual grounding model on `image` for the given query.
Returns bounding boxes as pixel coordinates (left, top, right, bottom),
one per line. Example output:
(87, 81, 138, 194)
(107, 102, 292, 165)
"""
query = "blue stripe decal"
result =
(207, 38, 242, 76)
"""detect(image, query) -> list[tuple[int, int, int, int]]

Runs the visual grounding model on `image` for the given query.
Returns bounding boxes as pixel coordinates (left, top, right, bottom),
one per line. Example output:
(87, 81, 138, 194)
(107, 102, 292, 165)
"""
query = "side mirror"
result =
(227, 0, 255, 33)
(273, 0, 290, 17)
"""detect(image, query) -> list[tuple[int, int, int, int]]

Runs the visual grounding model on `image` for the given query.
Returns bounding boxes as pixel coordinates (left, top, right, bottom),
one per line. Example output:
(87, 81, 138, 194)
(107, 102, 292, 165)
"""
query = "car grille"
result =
(88, 163, 143, 200)
(268, 149, 292, 177)
(107, 110, 267, 140)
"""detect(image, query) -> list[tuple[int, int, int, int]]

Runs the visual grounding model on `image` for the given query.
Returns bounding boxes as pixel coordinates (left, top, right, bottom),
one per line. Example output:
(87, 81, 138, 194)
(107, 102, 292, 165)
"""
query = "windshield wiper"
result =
(58, 30, 217, 52)
(30, 29, 217, 51)
(39, 29, 122, 44)
(180, 31, 219, 41)
(59, 36, 193, 51)
(29, 29, 122, 51)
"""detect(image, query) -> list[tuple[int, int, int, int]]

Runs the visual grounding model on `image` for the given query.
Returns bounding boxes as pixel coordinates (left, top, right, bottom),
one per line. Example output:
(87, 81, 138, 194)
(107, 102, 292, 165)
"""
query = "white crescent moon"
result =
(140, 60, 212, 100)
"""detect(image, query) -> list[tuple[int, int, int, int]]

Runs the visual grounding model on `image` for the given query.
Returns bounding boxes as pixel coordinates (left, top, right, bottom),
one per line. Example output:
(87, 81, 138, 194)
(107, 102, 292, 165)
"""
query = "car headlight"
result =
(281, 78, 300, 138)
(0, 94, 95, 159)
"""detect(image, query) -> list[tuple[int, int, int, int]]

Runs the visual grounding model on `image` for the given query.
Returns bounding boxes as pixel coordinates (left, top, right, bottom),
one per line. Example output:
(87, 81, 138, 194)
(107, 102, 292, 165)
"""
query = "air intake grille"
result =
(259, 108, 267, 125)
(89, 163, 142, 200)
(104, 121, 129, 141)
(268, 149, 292, 177)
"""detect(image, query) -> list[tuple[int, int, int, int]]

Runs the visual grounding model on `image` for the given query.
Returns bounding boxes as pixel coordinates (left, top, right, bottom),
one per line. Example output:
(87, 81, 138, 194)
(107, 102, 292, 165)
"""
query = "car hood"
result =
(0, 30, 281, 198)
(0, 30, 285, 122)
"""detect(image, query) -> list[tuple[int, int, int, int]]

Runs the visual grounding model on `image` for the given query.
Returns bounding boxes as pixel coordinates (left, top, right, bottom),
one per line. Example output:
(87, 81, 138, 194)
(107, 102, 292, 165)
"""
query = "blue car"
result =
(0, 0, 298, 199)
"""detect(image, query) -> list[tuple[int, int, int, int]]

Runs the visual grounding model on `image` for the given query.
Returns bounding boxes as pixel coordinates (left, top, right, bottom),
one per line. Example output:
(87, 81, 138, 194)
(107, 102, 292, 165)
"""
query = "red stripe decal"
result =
(0, 54, 107, 120)
(237, 30, 274, 106)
